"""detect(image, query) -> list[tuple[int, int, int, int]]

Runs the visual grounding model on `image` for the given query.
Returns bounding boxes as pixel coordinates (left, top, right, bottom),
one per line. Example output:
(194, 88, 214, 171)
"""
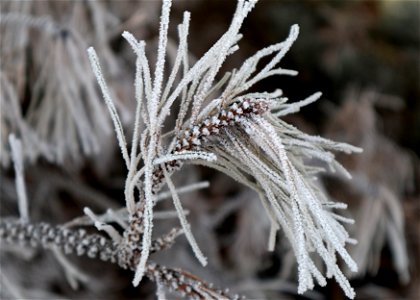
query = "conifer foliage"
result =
(1, 0, 363, 298)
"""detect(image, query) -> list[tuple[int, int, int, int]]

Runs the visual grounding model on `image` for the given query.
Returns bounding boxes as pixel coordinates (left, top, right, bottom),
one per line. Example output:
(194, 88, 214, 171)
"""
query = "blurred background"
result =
(1, 1, 419, 299)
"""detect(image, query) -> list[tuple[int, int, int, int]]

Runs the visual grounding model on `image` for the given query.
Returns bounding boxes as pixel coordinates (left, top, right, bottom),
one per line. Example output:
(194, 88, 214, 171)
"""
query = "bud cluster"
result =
(0, 219, 118, 262)
(1, 219, 230, 298)
(118, 214, 181, 269)
(0, 219, 181, 269)
(152, 98, 268, 193)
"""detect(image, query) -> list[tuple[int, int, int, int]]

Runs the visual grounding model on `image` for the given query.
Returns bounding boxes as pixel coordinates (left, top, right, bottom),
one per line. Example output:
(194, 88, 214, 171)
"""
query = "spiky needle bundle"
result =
(86, 0, 363, 297)
(1, 0, 362, 299)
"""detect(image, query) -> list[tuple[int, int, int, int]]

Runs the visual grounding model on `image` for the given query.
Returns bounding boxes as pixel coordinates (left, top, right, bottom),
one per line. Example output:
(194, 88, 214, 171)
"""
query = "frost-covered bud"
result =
(150, 98, 269, 194)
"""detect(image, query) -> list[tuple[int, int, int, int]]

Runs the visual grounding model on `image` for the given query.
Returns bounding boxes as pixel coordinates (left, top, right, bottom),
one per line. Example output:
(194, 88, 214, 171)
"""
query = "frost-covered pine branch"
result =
(88, 0, 362, 298)
(0, 218, 239, 299)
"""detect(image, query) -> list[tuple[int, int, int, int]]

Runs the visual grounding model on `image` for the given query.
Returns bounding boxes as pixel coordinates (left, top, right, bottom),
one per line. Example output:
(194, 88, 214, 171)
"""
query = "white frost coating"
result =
(122, 32, 152, 105)
(125, 56, 145, 215)
(161, 12, 191, 109)
(275, 92, 322, 117)
(225, 112, 358, 297)
(190, 0, 257, 123)
(245, 25, 300, 89)
(154, 151, 217, 165)
(252, 117, 357, 296)
(157, 1, 257, 126)
(132, 147, 155, 287)
(9, 134, 29, 223)
(87, 48, 130, 169)
(133, 1, 172, 286)
(149, 0, 172, 126)
(162, 166, 208, 266)
(222, 24, 300, 100)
